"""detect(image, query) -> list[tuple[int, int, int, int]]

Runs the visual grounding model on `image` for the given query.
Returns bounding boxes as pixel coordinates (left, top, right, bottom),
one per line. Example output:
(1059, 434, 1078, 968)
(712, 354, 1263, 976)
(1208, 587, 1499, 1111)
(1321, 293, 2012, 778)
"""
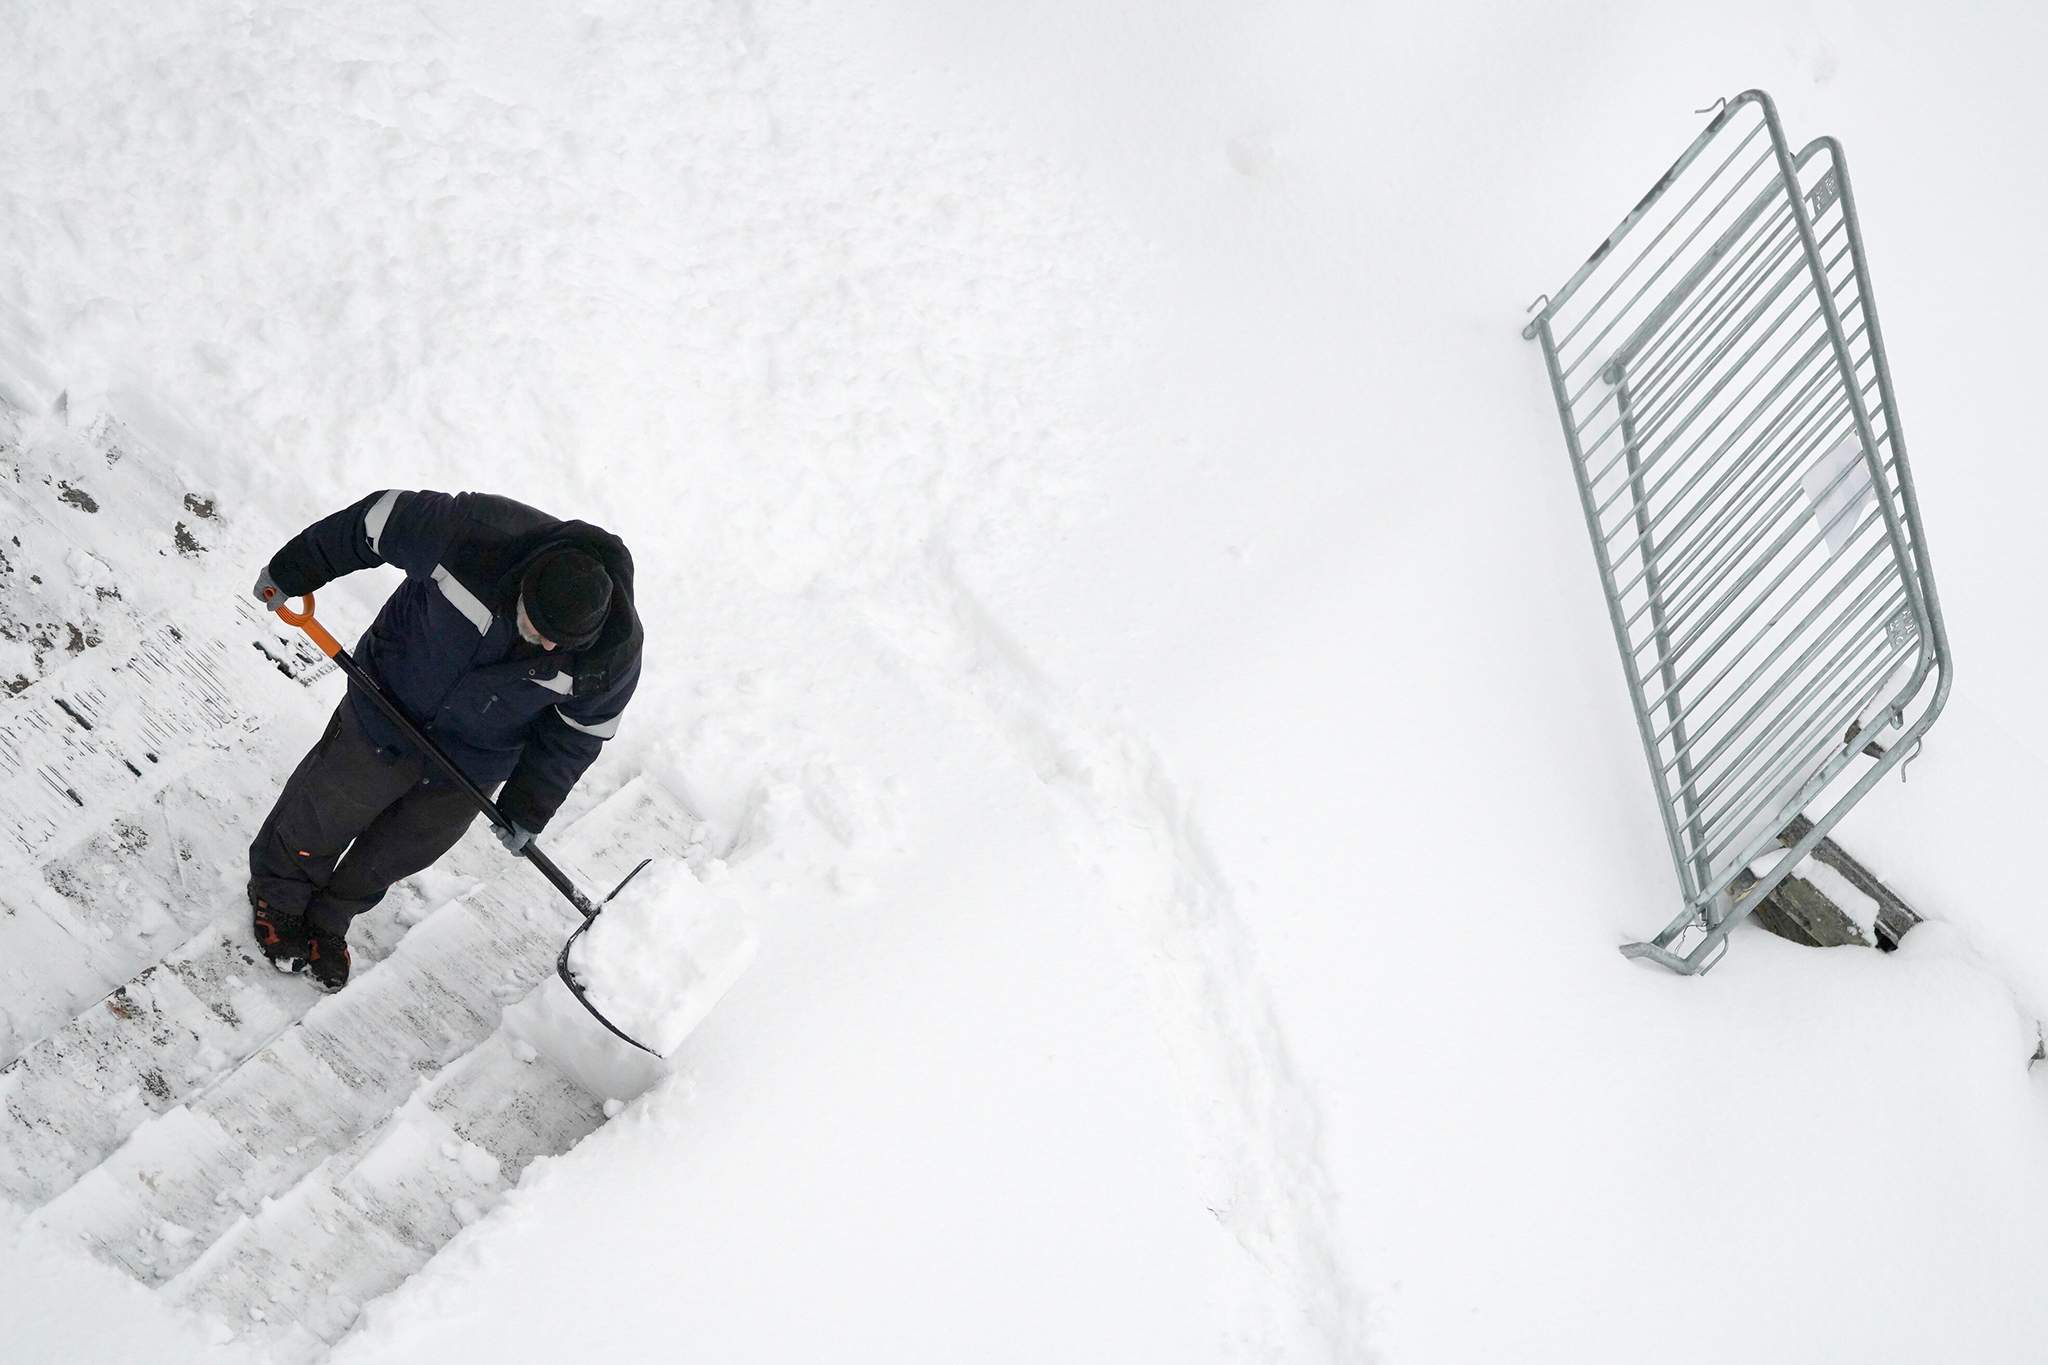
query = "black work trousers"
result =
(248, 700, 486, 938)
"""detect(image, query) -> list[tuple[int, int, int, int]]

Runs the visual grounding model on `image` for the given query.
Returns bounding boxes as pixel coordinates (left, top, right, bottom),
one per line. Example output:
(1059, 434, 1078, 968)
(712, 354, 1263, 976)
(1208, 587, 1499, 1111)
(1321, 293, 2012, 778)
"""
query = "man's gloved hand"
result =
(252, 568, 288, 611)
(495, 822, 535, 856)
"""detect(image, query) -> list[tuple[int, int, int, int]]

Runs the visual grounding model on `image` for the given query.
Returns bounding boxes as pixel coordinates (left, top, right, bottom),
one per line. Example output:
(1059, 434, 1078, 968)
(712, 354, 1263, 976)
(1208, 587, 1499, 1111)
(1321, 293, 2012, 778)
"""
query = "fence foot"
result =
(1620, 933, 1731, 976)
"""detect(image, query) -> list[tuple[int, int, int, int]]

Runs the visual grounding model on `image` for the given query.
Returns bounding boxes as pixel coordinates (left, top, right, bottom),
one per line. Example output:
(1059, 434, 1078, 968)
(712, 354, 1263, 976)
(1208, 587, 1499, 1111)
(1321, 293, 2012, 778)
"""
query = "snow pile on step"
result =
(565, 859, 754, 1058)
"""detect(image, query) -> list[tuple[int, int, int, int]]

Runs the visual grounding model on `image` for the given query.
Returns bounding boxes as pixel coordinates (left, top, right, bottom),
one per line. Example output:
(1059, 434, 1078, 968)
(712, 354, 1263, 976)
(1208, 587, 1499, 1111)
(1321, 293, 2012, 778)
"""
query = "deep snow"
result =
(3, 0, 2048, 1361)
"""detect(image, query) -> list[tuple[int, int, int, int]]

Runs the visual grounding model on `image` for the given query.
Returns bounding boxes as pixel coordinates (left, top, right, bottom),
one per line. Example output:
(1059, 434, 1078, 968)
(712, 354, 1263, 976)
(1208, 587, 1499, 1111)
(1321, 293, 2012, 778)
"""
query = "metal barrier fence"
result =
(1523, 90, 1950, 974)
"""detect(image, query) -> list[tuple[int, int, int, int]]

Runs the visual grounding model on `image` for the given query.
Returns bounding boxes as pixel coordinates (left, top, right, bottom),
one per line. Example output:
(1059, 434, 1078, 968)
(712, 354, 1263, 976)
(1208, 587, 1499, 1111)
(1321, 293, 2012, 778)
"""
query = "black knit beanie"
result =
(521, 548, 612, 649)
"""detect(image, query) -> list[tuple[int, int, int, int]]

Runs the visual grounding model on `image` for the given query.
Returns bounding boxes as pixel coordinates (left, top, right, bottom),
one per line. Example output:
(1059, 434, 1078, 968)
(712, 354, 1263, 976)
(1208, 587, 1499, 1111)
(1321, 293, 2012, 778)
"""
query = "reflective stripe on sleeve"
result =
(431, 564, 493, 634)
(364, 489, 401, 555)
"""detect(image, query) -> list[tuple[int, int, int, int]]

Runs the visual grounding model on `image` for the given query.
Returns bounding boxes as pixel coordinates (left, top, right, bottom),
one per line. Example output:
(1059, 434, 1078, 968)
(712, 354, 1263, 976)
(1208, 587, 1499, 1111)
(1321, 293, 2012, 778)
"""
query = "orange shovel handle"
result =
(267, 589, 343, 659)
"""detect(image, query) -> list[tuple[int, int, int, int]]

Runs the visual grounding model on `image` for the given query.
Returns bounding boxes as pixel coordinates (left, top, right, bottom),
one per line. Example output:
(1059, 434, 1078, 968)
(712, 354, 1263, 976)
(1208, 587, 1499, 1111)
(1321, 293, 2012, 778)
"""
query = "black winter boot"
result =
(303, 932, 351, 992)
(251, 895, 307, 971)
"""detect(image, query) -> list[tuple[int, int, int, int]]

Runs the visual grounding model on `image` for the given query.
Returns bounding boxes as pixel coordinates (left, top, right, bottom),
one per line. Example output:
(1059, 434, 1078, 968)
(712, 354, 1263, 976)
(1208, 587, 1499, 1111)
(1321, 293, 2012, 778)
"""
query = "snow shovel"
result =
(265, 590, 662, 1055)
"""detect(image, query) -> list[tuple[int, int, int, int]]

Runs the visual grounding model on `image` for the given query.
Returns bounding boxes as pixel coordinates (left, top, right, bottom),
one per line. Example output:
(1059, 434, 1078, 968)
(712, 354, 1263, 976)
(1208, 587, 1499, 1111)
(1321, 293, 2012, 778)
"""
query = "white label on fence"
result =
(1802, 434, 1877, 557)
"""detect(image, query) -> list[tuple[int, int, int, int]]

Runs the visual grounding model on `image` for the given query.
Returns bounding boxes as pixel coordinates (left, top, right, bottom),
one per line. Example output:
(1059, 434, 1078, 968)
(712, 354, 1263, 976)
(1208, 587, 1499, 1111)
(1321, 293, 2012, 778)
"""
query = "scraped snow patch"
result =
(565, 858, 755, 1059)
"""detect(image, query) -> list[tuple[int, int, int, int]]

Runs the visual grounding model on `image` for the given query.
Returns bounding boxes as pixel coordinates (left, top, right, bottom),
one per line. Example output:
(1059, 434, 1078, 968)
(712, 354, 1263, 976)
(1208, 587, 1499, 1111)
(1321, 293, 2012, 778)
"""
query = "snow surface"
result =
(4, 0, 2048, 1361)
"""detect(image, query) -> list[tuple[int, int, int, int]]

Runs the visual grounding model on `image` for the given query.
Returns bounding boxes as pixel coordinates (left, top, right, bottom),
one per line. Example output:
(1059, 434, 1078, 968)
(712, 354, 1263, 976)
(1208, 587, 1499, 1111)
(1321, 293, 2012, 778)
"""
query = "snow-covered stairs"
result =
(0, 627, 303, 1067)
(167, 1031, 608, 1356)
(0, 713, 422, 1209)
(0, 926, 307, 1209)
(13, 776, 693, 1357)
(0, 395, 335, 1066)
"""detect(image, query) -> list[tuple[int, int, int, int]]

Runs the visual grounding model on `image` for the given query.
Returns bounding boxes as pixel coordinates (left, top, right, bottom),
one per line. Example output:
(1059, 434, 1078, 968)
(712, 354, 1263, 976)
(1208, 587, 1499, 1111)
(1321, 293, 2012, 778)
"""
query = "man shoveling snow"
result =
(245, 489, 642, 990)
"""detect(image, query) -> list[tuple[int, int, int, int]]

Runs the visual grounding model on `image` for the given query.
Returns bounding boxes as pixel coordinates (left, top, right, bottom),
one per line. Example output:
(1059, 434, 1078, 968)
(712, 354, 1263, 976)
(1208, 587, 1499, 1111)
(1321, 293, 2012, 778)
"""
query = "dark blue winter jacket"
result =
(267, 490, 642, 832)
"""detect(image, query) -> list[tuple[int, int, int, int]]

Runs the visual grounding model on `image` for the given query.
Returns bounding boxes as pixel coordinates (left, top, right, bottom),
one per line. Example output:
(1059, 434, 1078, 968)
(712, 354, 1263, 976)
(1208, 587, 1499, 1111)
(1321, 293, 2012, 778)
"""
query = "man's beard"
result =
(516, 601, 549, 647)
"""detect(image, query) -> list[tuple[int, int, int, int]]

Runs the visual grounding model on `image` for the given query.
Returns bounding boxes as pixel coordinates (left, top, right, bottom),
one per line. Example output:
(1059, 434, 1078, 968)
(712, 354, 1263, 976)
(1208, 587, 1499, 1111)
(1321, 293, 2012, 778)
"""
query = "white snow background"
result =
(3, 0, 2047, 1360)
